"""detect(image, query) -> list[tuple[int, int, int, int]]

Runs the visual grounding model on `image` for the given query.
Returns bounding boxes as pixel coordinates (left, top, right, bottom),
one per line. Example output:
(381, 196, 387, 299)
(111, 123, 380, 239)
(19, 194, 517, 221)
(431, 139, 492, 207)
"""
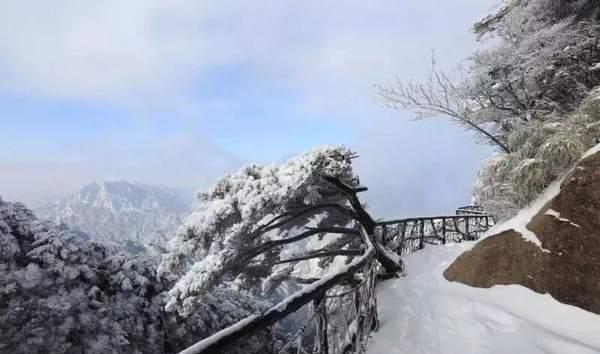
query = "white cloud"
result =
(353, 112, 495, 218)
(0, 0, 501, 214)
(0, 0, 217, 100)
(0, 132, 245, 204)
(0, 0, 496, 105)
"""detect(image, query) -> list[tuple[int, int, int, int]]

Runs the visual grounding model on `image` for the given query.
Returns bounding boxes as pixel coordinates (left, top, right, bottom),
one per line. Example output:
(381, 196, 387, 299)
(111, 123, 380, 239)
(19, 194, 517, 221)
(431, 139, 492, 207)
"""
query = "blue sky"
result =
(0, 0, 499, 218)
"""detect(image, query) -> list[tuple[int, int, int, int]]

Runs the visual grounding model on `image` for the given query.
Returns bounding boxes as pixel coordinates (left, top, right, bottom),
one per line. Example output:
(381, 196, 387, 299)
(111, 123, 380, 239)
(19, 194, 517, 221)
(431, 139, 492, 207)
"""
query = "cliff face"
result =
(444, 149, 600, 314)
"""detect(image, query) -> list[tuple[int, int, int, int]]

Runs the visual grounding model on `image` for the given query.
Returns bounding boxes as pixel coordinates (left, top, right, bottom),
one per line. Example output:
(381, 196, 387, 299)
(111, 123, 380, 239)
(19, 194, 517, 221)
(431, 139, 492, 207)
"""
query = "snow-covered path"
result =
(367, 243, 600, 354)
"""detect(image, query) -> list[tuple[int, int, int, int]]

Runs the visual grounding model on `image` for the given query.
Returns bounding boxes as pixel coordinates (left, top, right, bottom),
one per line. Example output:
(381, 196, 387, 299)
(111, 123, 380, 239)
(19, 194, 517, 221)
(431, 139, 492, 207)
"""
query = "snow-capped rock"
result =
(444, 146, 600, 314)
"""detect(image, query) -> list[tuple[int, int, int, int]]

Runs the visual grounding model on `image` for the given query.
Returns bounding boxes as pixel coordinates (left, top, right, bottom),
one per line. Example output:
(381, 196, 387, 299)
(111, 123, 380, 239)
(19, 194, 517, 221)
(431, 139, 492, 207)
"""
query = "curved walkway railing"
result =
(376, 211, 492, 256)
(177, 207, 493, 354)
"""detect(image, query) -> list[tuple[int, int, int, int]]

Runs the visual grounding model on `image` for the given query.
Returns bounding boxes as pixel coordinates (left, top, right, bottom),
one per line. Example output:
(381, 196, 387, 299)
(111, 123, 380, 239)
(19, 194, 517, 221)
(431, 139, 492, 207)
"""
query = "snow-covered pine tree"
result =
(0, 195, 271, 354)
(0, 197, 167, 354)
(160, 146, 358, 312)
(159, 146, 400, 330)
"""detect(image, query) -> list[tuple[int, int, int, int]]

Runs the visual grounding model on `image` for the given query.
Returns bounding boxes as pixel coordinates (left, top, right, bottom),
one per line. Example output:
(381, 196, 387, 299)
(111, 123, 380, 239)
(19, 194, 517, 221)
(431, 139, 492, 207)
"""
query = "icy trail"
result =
(367, 243, 600, 354)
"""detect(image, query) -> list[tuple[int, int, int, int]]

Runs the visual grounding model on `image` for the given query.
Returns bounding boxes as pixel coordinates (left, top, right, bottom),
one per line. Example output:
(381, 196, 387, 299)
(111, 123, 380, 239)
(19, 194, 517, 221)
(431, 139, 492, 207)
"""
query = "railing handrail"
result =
(456, 205, 483, 210)
(455, 205, 487, 215)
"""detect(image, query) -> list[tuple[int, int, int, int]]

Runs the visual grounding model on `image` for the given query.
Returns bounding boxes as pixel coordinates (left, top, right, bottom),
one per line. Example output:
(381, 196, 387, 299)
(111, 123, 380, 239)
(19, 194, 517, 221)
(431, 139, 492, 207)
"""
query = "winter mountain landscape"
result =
(2, 0, 600, 354)
(34, 181, 191, 250)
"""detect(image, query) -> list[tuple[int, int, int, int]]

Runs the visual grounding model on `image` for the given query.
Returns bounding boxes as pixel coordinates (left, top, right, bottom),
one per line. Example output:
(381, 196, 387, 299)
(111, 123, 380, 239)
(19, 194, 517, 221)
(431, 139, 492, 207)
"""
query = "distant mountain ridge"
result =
(35, 181, 192, 248)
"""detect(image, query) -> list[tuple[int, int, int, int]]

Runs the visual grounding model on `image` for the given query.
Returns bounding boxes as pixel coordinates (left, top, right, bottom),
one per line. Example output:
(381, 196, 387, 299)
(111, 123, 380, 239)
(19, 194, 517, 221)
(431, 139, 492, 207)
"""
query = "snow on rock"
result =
(480, 180, 563, 253)
(445, 148, 600, 314)
(367, 243, 600, 354)
(472, 142, 600, 250)
(544, 209, 581, 228)
(582, 142, 600, 159)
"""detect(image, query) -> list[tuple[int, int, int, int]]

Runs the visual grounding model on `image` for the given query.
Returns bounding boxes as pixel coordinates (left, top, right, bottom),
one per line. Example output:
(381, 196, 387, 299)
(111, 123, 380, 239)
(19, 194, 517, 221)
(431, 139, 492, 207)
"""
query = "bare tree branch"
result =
(376, 53, 511, 153)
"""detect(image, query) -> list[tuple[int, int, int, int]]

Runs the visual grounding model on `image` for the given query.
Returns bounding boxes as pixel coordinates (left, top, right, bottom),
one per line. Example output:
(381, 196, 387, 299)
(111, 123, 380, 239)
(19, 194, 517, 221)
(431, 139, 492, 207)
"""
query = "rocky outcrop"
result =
(444, 149, 600, 314)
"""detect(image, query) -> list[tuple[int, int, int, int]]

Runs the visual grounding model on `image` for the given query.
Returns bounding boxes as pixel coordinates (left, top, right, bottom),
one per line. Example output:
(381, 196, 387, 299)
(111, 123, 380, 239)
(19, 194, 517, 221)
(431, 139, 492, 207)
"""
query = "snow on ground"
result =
(367, 243, 600, 354)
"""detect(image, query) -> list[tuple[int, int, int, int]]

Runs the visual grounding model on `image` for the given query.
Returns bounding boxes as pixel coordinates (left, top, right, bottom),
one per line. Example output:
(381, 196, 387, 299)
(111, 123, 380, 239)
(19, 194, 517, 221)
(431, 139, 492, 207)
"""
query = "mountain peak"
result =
(35, 180, 192, 246)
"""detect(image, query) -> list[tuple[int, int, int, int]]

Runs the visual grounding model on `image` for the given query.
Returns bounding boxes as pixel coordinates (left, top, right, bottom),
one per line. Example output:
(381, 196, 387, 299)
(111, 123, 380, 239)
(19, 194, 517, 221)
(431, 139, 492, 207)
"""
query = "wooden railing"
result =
(177, 207, 492, 354)
(376, 212, 492, 256)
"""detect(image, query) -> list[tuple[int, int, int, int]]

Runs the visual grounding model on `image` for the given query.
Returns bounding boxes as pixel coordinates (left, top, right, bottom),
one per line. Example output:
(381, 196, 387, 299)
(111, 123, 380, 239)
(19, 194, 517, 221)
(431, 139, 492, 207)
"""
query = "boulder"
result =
(444, 150, 600, 314)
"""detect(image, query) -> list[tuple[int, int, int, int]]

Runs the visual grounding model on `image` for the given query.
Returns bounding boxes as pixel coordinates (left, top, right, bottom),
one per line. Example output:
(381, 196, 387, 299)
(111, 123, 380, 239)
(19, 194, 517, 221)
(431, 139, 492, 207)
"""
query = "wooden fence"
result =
(376, 211, 492, 256)
(176, 207, 492, 354)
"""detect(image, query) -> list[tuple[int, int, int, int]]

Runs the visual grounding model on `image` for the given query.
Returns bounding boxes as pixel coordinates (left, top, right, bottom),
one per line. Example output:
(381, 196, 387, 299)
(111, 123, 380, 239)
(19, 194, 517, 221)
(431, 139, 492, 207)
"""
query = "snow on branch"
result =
(160, 145, 402, 320)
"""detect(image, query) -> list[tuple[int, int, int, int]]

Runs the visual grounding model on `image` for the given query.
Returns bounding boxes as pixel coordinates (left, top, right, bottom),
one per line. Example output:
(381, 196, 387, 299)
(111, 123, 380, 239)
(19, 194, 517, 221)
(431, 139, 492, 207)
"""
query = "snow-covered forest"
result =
(1, 147, 401, 353)
(2, 0, 600, 353)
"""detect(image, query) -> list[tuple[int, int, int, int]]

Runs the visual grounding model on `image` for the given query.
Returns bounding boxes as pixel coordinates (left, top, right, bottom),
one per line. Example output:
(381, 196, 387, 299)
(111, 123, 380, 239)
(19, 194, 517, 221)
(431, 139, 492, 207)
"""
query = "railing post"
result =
(400, 223, 406, 253)
(442, 218, 446, 244)
(314, 295, 329, 354)
(465, 217, 470, 240)
(418, 219, 425, 250)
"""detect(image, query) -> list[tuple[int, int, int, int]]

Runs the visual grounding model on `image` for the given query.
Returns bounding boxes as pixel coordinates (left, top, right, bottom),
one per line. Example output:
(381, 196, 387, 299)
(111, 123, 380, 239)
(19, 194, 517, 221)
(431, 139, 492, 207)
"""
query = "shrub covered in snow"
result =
(466, 0, 600, 219)
(474, 90, 600, 218)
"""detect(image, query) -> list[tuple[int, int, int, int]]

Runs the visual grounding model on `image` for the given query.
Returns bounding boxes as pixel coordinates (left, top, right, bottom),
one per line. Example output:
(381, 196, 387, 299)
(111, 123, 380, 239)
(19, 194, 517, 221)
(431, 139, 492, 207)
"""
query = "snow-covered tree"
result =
(1, 145, 402, 353)
(378, 0, 600, 219)
(0, 195, 273, 354)
(474, 88, 600, 218)
(159, 146, 400, 323)
(0, 197, 168, 354)
(376, 54, 513, 153)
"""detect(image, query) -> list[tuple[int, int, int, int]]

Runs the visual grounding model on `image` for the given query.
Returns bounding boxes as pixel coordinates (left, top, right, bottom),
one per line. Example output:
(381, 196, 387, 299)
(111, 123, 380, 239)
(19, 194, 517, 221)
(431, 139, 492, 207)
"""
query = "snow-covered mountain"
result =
(34, 181, 192, 248)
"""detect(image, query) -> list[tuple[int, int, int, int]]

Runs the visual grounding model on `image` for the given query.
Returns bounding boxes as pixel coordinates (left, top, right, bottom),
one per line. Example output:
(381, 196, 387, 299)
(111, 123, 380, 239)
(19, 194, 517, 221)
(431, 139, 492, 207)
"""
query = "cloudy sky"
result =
(0, 0, 499, 218)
